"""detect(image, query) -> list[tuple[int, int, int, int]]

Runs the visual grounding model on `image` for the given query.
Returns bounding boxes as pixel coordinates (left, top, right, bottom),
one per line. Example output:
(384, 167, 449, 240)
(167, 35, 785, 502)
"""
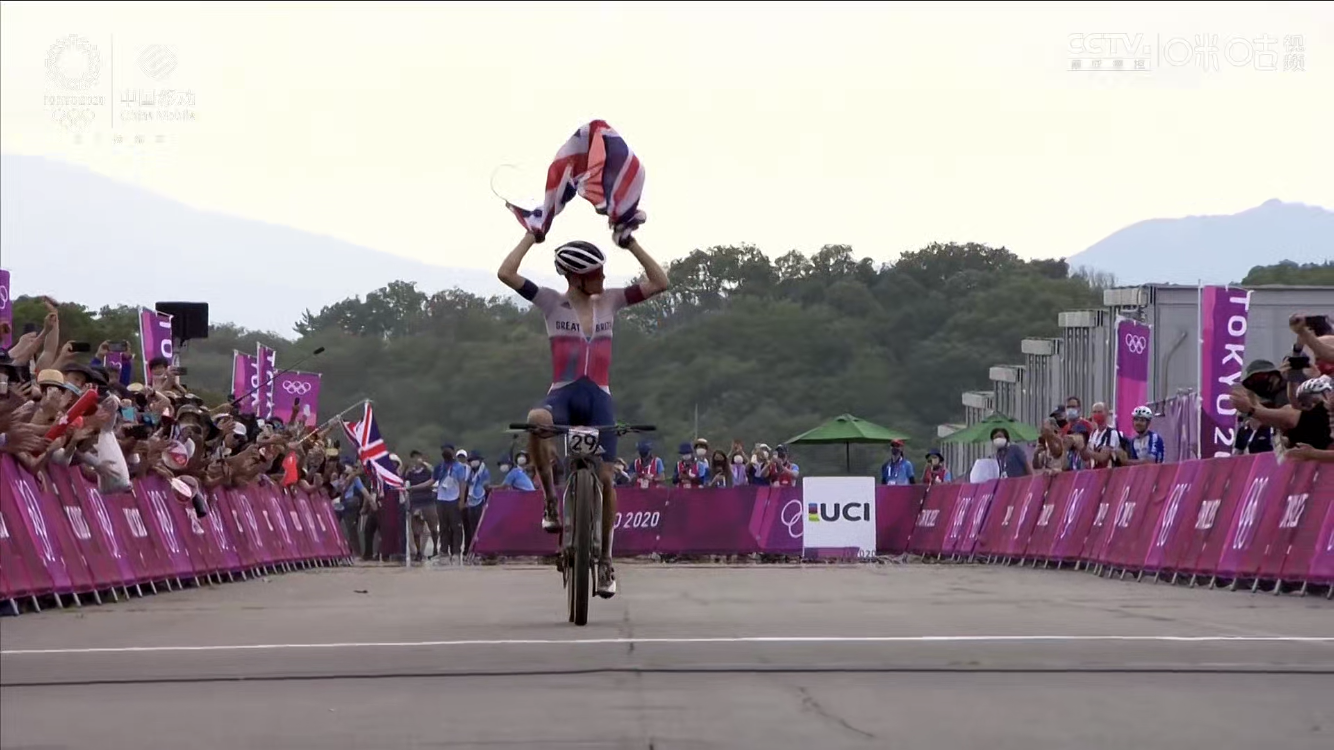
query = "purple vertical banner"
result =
(1200, 286, 1251, 459)
(273, 371, 321, 427)
(0, 268, 12, 349)
(1114, 317, 1151, 432)
(232, 351, 258, 414)
(138, 308, 174, 382)
(254, 344, 275, 417)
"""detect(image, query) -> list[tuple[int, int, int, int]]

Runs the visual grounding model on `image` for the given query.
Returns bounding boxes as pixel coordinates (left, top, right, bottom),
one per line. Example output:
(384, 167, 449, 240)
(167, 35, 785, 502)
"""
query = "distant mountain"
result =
(0, 154, 596, 337)
(1067, 199, 1334, 286)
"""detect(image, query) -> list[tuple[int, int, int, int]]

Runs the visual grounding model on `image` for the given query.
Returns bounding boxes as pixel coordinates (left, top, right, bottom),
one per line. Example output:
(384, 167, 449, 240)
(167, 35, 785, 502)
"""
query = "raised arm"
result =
(625, 238, 669, 299)
(497, 232, 539, 293)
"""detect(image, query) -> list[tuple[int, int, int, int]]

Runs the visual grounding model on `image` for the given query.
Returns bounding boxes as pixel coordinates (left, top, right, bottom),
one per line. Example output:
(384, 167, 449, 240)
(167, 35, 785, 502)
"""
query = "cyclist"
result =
(497, 231, 669, 597)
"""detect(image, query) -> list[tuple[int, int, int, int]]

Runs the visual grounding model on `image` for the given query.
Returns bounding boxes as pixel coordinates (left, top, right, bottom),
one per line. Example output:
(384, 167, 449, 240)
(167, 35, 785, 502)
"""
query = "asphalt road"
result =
(2, 562, 1332, 750)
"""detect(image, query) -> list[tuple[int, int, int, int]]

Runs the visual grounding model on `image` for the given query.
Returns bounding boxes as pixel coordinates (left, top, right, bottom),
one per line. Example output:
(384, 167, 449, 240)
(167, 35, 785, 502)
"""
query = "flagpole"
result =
(1196, 279, 1204, 460)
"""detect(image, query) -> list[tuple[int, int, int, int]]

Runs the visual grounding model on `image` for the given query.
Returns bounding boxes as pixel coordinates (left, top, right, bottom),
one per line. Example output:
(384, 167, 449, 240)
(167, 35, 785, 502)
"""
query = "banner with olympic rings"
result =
(1115, 317, 1152, 433)
(272, 371, 321, 428)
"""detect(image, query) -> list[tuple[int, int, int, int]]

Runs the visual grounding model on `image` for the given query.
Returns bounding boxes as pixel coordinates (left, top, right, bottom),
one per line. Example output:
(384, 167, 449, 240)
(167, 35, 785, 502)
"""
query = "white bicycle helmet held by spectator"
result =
(1295, 375, 1333, 403)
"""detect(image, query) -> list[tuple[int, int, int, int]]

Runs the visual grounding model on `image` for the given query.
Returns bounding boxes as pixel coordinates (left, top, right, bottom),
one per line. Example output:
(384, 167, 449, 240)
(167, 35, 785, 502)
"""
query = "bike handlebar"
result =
(508, 423, 657, 436)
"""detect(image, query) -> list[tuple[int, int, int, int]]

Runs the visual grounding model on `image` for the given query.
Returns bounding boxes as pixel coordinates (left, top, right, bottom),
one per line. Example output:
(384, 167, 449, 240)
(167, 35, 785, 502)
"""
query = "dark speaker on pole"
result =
(154, 302, 210, 341)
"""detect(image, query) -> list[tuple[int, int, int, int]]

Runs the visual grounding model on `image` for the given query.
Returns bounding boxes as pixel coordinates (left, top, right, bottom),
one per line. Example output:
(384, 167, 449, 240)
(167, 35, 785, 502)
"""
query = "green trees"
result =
(14, 252, 1312, 475)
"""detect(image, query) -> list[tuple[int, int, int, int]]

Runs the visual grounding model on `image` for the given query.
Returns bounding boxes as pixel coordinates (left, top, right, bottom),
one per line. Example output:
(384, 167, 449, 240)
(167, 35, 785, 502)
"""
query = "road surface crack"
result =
(796, 686, 875, 740)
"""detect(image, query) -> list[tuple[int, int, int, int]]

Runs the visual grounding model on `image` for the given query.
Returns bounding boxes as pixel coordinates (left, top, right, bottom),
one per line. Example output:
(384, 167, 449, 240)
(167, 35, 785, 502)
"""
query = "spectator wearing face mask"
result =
(1234, 359, 1285, 455)
(1085, 402, 1126, 469)
(496, 455, 537, 491)
(631, 440, 666, 489)
(880, 440, 915, 485)
(433, 444, 469, 565)
(922, 450, 951, 486)
(462, 451, 490, 560)
(692, 438, 712, 484)
(1059, 396, 1095, 437)
(1124, 406, 1165, 465)
(728, 444, 749, 487)
(514, 450, 534, 481)
(748, 443, 773, 486)
(673, 441, 706, 489)
(707, 450, 729, 487)
(990, 428, 1031, 478)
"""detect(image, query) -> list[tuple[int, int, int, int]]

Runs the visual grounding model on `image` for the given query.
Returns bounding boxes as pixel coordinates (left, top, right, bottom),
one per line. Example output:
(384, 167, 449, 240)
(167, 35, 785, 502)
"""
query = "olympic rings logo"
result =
(780, 498, 804, 539)
(281, 381, 312, 395)
(0, 285, 9, 310)
(51, 108, 96, 132)
(1124, 334, 1147, 355)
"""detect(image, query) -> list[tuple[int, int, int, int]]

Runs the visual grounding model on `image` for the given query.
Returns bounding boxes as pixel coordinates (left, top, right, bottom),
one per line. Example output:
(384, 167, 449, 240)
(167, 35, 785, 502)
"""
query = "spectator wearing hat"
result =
(692, 438, 713, 485)
(632, 440, 666, 489)
(462, 451, 491, 560)
(434, 444, 469, 564)
(748, 443, 773, 486)
(612, 457, 635, 487)
(879, 439, 915, 485)
(673, 442, 706, 489)
(1234, 359, 1285, 454)
(922, 450, 952, 486)
(495, 455, 537, 491)
(769, 444, 800, 487)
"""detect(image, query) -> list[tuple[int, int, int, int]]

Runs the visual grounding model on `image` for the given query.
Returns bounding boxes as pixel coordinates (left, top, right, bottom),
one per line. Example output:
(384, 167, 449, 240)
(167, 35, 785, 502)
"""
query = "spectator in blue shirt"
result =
(434, 444, 470, 564)
(496, 456, 537, 491)
(462, 451, 491, 559)
(1125, 406, 1166, 465)
(880, 440, 916, 485)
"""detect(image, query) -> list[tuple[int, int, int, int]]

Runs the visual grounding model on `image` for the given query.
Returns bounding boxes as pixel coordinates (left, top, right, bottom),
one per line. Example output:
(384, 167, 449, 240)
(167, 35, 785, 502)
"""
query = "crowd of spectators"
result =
(873, 313, 1334, 486)
(0, 296, 381, 553)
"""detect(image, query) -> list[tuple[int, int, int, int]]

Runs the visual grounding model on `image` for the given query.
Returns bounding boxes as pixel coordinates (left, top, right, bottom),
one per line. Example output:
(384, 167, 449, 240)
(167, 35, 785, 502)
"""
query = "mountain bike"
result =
(509, 422, 655, 626)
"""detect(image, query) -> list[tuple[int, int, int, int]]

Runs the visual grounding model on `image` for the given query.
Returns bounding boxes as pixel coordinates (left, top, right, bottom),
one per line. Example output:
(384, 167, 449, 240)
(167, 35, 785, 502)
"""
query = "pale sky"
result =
(3, 1, 1332, 282)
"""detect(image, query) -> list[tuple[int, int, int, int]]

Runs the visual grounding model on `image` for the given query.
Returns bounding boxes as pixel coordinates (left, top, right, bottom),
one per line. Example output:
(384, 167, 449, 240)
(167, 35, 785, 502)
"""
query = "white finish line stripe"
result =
(4, 635, 1332, 656)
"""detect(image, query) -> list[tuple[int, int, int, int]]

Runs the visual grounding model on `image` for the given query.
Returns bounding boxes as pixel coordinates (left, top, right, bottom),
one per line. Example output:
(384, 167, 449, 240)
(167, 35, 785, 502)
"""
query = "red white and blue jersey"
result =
(519, 280, 647, 393)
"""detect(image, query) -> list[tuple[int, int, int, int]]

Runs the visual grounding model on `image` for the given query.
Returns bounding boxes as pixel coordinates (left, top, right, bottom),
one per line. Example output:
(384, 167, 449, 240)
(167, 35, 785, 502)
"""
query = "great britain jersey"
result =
(518, 279, 647, 393)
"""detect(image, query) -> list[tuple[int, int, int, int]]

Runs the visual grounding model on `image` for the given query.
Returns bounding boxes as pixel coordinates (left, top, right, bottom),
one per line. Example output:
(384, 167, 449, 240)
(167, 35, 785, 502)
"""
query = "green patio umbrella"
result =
(787, 413, 912, 472)
(939, 412, 1040, 445)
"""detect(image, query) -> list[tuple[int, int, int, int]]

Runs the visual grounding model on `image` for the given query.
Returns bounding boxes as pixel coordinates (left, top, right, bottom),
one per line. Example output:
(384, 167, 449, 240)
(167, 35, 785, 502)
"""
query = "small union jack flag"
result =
(341, 401, 405, 490)
(505, 119, 646, 248)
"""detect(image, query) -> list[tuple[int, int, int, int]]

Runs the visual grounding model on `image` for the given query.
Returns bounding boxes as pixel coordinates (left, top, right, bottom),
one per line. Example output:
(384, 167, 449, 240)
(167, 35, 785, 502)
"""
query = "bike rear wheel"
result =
(568, 469, 595, 626)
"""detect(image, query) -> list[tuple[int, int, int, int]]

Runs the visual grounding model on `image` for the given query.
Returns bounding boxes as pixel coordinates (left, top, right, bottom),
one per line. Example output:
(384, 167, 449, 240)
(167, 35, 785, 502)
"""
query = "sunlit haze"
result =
(3, 1, 1331, 283)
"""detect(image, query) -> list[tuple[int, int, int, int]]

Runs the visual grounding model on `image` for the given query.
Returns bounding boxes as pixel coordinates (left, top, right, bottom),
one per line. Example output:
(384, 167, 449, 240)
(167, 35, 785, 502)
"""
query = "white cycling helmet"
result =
(553, 240, 606, 276)
(1296, 375, 1333, 399)
(1132, 406, 1154, 420)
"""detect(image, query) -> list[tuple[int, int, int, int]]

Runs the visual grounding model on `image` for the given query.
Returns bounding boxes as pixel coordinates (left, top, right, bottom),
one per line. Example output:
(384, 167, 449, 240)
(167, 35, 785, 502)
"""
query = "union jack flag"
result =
(341, 401, 405, 490)
(505, 119, 647, 249)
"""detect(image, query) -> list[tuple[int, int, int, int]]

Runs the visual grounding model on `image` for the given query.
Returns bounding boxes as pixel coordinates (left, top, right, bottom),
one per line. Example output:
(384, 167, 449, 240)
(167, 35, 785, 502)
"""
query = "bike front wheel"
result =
(568, 469, 595, 626)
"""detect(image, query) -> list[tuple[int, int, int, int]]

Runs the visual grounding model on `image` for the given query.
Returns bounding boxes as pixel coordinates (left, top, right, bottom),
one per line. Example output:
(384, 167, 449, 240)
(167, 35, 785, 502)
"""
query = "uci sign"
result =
(802, 476, 877, 557)
(807, 501, 872, 523)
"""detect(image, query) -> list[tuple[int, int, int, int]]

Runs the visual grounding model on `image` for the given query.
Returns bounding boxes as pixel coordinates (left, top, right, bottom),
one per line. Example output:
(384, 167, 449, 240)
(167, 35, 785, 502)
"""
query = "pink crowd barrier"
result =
(0, 455, 352, 611)
(473, 455, 1332, 591)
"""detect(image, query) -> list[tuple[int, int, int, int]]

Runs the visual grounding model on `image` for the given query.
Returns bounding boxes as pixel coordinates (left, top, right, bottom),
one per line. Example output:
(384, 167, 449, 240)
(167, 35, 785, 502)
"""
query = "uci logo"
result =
(807, 501, 871, 523)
